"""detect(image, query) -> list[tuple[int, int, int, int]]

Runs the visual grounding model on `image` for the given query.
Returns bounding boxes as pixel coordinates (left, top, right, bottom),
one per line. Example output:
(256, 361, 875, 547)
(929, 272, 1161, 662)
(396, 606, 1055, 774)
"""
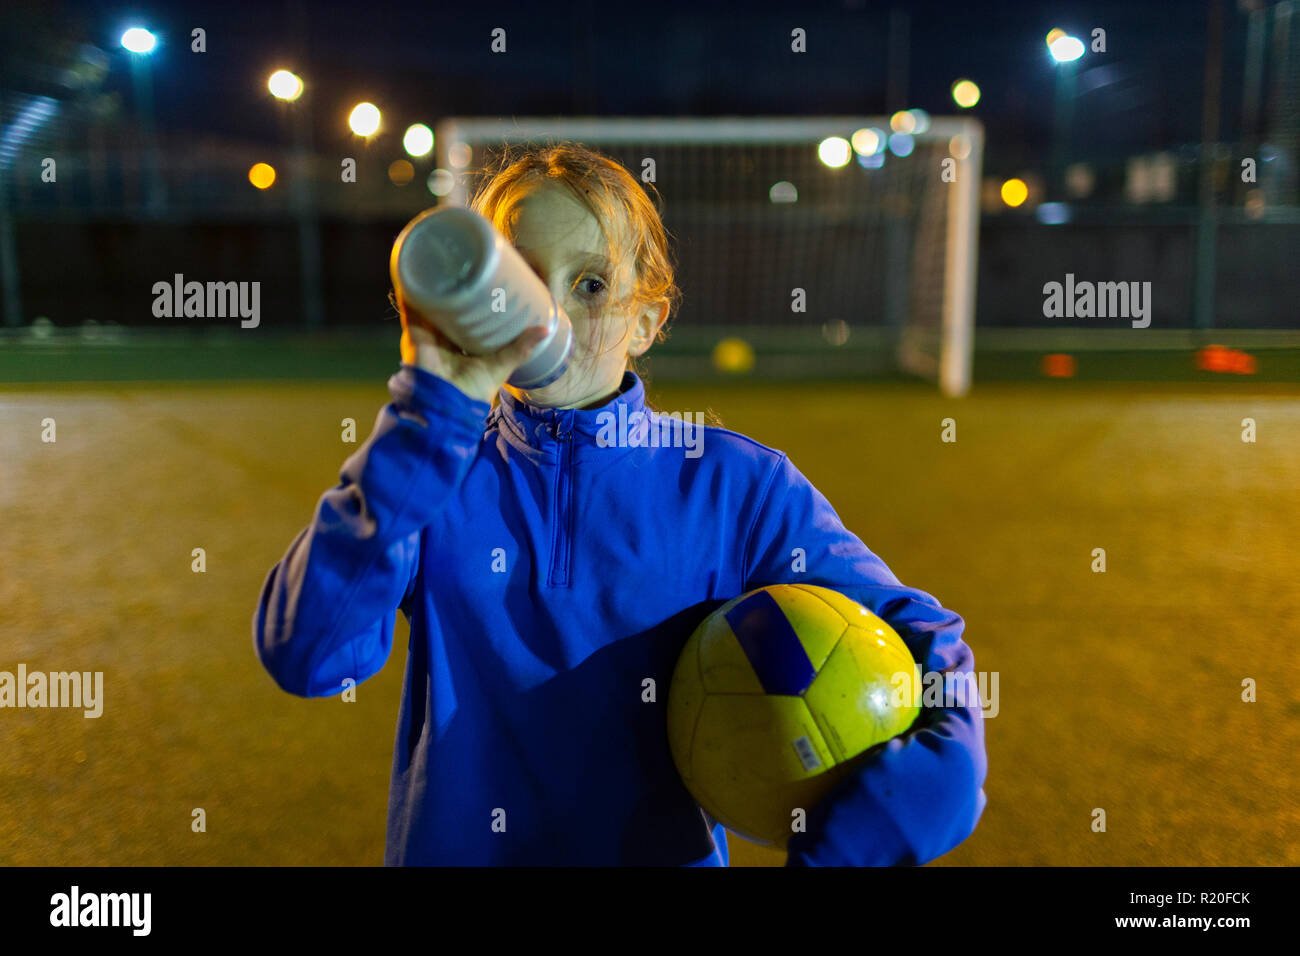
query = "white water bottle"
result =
(390, 206, 574, 389)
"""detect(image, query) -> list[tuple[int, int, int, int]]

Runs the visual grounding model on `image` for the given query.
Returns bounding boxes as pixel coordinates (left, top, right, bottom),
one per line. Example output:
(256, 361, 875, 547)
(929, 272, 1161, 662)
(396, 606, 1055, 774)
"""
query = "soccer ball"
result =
(667, 583, 922, 848)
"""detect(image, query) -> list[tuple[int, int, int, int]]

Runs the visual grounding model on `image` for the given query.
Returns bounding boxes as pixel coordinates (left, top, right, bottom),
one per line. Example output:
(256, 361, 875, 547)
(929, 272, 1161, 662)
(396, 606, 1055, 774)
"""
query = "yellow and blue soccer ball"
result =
(667, 583, 922, 848)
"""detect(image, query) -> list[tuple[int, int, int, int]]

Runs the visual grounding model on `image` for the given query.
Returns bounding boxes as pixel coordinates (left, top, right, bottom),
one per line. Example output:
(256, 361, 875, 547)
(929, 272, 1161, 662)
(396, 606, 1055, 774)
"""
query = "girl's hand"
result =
(397, 291, 550, 406)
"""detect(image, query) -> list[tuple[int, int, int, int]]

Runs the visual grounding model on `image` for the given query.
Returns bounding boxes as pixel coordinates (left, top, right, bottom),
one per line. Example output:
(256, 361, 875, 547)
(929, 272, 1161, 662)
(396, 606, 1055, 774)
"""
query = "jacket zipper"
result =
(548, 413, 574, 587)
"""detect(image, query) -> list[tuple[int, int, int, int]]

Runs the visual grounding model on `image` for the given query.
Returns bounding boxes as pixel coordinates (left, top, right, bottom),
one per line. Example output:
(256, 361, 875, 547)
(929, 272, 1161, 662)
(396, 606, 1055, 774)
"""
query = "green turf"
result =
(4, 328, 1299, 384)
(1, 377, 1297, 865)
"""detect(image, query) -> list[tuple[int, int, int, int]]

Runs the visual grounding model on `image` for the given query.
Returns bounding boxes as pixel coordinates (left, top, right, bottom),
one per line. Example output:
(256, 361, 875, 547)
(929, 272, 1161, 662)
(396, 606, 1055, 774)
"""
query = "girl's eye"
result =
(577, 277, 606, 297)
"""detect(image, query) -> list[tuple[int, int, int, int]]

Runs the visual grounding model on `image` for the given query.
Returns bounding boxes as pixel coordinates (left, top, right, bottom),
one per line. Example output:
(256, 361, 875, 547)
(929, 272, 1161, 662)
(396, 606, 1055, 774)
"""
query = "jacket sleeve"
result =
(739, 453, 988, 866)
(253, 365, 490, 697)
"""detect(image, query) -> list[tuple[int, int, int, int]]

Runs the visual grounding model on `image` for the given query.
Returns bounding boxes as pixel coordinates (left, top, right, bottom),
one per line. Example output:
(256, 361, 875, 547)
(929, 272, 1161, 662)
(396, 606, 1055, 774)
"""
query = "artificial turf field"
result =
(2, 374, 1298, 866)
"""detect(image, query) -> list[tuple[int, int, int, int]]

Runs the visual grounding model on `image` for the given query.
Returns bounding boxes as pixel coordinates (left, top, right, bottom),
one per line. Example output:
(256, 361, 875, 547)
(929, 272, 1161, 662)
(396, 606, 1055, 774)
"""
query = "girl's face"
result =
(503, 183, 666, 410)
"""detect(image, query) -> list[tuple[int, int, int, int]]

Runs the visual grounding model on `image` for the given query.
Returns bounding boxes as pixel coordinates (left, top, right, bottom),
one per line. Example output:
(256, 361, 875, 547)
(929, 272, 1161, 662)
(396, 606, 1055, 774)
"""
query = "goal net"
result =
(434, 117, 981, 396)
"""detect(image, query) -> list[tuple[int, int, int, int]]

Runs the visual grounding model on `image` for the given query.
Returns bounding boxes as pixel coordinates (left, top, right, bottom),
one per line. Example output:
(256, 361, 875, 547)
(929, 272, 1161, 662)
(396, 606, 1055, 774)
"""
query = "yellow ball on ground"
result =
(712, 337, 755, 373)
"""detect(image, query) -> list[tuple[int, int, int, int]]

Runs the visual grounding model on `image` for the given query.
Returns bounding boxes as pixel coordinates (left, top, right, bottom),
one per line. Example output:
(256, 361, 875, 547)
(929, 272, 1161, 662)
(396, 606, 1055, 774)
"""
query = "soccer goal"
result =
(434, 116, 982, 397)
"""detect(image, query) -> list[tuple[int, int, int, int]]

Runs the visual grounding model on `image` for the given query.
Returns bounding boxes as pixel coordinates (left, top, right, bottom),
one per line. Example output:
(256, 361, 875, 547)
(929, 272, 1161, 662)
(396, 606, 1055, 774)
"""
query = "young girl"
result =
(254, 143, 987, 866)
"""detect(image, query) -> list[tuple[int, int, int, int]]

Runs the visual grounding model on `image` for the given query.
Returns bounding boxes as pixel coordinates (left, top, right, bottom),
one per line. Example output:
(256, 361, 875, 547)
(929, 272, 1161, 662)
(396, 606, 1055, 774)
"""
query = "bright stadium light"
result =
(120, 27, 157, 54)
(951, 79, 981, 109)
(817, 136, 852, 168)
(403, 123, 434, 157)
(1049, 35, 1085, 63)
(268, 70, 304, 102)
(348, 102, 381, 137)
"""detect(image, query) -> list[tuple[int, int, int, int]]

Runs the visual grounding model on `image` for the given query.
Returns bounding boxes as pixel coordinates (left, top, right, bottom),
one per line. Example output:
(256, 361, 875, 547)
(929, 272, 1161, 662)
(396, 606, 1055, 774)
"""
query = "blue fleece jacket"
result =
(253, 365, 987, 865)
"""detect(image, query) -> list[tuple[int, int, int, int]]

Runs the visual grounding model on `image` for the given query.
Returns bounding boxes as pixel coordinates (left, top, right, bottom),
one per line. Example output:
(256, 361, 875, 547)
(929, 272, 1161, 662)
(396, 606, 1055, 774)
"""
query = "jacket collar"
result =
(489, 370, 647, 451)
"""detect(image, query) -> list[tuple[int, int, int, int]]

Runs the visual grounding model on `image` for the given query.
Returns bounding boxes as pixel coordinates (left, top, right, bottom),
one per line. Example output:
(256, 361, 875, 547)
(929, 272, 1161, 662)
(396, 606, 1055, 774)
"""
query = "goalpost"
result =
(434, 116, 982, 397)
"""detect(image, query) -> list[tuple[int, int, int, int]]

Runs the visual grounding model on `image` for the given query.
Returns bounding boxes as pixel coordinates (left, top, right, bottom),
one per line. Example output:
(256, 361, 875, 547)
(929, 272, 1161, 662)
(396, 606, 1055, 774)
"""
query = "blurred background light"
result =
(447, 141, 473, 168)
(889, 110, 916, 134)
(403, 123, 434, 158)
(951, 79, 981, 109)
(347, 102, 381, 136)
(267, 70, 304, 102)
(851, 127, 884, 156)
(768, 180, 798, 203)
(1244, 190, 1265, 219)
(1001, 178, 1029, 207)
(120, 28, 156, 54)
(427, 168, 455, 196)
(817, 136, 852, 168)
(248, 163, 276, 189)
(1049, 35, 1085, 63)
(888, 133, 915, 157)
(1036, 202, 1071, 224)
(1065, 162, 1095, 198)
(822, 319, 850, 346)
(388, 159, 414, 186)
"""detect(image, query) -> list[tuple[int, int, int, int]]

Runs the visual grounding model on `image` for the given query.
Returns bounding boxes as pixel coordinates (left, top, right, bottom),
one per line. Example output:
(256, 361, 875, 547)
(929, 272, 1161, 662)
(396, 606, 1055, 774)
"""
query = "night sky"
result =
(3, 0, 1247, 177)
